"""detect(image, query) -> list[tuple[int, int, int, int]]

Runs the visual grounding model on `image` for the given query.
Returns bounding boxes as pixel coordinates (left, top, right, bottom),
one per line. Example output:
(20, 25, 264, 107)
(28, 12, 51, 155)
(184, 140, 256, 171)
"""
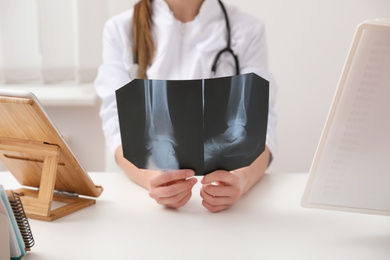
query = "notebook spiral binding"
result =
(8, 192, 35, 249)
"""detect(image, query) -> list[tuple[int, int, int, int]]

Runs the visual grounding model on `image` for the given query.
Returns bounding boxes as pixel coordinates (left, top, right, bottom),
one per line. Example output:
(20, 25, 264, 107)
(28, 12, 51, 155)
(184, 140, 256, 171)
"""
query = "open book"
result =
(301, 19, 390, 216)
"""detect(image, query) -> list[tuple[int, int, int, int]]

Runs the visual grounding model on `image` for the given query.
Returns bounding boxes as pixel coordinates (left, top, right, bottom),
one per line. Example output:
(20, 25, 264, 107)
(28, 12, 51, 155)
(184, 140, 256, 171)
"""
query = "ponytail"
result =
(133, 0, 154, 79)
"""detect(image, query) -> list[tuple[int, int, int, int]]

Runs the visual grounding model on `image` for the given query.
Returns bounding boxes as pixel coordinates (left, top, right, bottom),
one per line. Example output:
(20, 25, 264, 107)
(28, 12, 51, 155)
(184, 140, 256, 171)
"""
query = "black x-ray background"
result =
(116, 73, 269, 176)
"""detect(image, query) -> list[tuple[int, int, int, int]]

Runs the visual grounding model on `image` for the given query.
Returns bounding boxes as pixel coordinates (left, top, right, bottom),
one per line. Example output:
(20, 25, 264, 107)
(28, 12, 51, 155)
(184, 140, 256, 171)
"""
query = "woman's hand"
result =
(200, 147, 270, 213)
(200, 170, 246, 213)
(148, 169, 197, 209)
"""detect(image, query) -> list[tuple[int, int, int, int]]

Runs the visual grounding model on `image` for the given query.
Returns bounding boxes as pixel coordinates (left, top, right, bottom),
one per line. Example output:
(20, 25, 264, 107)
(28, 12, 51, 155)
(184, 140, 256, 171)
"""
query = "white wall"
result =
(1, 0, 389, 174)
(224, 0, 390, 173)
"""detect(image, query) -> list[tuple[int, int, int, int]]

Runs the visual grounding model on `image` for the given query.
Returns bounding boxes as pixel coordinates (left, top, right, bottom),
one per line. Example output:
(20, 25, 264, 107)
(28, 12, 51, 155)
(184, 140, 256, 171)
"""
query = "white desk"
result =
(1, 171, 390, 260)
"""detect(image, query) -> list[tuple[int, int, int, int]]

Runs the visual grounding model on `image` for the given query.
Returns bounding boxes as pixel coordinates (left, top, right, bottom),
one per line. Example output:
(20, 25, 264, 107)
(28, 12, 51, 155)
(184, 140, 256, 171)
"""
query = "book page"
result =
(303, 20, 390, 214)
(0, 213, 10, 260)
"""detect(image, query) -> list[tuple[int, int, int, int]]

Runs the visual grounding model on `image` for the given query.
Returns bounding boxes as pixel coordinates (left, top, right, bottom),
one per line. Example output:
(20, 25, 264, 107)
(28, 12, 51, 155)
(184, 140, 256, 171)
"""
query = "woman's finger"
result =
(159, 190, 193, 208)
(201, 170, 236, 186)
(149, 177, 197, 198)
(200, 188, 233, 206)
(150, 169, 195, 188)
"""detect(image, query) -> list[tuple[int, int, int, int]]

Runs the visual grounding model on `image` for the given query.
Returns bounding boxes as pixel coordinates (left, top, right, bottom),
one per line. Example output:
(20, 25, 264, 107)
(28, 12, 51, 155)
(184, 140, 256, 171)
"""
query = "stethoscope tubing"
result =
(211, 0, 240, 77)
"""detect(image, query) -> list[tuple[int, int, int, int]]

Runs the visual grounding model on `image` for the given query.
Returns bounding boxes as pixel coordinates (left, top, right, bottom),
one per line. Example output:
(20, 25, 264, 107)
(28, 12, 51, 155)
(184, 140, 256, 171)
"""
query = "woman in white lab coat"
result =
(95, 0, 277, 212)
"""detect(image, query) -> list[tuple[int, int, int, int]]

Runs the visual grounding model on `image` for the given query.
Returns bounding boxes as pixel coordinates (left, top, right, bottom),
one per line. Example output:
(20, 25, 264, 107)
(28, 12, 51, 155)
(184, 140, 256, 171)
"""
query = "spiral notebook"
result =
(0, 185, 34, 259)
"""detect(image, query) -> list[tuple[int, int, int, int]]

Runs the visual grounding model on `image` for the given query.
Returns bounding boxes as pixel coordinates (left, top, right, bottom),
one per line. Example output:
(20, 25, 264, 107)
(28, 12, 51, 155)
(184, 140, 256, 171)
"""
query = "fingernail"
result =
(187, 170, 195, 177)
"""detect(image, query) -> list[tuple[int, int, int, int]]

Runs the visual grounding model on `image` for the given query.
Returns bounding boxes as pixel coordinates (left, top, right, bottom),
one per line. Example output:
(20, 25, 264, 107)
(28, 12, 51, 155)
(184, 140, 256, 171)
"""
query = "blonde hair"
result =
(133, 0, 154, 79)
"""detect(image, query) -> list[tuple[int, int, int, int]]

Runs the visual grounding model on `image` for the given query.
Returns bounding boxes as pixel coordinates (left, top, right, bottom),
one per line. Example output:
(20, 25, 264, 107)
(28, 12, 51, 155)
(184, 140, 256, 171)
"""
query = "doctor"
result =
(95, 0, 277, 212)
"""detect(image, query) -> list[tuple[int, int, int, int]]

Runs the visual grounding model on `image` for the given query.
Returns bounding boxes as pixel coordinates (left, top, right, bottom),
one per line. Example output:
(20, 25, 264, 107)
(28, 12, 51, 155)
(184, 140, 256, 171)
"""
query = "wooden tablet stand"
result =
(0, 137, 96, 222)
(0, 91, 103, 222)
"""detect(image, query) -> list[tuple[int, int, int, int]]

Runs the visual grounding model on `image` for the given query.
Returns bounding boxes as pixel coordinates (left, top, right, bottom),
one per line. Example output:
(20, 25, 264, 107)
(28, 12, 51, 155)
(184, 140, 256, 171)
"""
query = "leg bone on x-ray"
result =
(144, 80, 179, 170)
(204, 75, 259, 165)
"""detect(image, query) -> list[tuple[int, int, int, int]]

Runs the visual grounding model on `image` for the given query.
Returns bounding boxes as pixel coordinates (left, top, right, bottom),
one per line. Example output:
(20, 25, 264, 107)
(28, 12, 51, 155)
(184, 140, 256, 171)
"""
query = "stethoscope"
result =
(211, 0, 240, 77)
(130, 0, 240, 79)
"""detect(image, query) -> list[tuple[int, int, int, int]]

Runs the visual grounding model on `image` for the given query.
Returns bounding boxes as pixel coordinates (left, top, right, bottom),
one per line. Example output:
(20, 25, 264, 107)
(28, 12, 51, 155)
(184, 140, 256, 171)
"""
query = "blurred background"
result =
(0, 0, 389, 173)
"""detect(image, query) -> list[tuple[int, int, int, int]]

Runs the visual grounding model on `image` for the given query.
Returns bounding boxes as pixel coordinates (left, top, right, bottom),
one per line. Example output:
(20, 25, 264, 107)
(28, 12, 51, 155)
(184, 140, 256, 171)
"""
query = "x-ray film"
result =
(116, 73, 269, 175)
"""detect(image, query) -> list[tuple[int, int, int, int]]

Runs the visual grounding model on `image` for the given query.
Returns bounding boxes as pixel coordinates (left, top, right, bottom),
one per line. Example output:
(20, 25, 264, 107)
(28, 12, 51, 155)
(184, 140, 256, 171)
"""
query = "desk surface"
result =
(1, 171, 390, 260)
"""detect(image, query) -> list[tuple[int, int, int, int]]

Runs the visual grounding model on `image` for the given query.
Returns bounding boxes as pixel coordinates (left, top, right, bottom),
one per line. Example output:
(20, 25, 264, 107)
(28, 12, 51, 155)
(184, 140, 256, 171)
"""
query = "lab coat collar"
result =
(153, 0, 220, 24)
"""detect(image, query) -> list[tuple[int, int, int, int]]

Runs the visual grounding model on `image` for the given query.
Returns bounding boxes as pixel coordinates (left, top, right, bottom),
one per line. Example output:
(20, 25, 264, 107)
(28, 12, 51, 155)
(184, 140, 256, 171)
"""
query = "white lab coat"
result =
(95, 0, 277, 159)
